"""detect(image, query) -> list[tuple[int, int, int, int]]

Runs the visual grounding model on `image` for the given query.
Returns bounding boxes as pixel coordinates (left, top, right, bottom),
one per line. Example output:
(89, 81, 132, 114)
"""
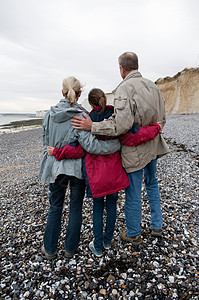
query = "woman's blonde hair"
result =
(62, 76, 82, 106)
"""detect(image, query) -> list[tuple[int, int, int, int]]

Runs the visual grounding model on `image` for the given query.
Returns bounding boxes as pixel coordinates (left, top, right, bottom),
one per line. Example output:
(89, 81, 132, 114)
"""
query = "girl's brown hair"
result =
(88, 88, 106, 114)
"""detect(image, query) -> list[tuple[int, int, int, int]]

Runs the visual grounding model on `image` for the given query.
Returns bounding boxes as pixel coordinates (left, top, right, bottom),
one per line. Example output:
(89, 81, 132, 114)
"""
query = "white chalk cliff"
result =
(156, 68, 199, 115)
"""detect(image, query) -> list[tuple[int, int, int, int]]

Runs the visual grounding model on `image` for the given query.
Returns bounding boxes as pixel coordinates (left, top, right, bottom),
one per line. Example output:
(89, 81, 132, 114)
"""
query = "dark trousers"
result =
(44, 174, 85, 254)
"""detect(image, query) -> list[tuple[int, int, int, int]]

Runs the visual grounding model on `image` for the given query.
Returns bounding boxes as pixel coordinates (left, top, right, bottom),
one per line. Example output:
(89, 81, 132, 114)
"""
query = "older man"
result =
(72, 52, 169, 245)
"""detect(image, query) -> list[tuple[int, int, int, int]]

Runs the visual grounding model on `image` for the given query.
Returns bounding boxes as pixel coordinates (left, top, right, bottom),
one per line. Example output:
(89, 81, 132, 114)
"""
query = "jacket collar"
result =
(89, 105, 114, 115)
(112, 70, 142, 94)
(125, 70, 142, 80)
(59, 98, 70, 104)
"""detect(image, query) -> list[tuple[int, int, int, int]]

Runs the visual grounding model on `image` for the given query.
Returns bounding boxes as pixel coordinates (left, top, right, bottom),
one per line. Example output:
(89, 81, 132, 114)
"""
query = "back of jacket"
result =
(38, 99, 120, 183)
(84, 105, 129, 198)
(91, 71, 169, 172)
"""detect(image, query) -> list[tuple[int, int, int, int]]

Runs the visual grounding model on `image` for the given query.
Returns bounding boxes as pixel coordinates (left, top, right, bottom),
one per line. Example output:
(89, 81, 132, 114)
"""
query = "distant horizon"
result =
(0, 113, 36, 115)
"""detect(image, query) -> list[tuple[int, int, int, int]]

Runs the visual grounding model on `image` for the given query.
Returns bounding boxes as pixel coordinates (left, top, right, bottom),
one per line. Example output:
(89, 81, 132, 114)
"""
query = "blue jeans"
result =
(125, 159, 163, 237)
(44, 174, 85, 254)
(93, 193, 118, 252)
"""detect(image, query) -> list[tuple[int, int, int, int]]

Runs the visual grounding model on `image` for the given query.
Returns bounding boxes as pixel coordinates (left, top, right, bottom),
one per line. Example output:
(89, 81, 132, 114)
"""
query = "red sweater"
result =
(53, 144, 84, 161)
(119, 123, 161, 146)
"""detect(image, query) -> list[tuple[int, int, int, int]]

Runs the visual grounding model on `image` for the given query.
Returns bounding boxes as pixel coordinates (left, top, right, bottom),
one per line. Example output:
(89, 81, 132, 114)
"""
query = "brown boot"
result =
(151, 228, 162, 236)
(120, 229, 142, 245)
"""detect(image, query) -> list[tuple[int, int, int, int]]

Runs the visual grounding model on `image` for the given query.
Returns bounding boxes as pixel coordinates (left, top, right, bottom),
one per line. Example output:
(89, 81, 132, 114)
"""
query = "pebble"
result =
(99, 289, 106, 295)
(106, 274, 115, 282)
(120, 272, 127, 279)
(0, 115, 199, 299)
(169, 276, 175, 283)
(112, 289, 118, 296)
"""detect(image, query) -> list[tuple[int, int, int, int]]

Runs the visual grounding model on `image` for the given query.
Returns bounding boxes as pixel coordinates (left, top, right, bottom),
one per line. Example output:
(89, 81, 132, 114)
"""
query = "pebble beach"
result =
(0, 114, 198, 300)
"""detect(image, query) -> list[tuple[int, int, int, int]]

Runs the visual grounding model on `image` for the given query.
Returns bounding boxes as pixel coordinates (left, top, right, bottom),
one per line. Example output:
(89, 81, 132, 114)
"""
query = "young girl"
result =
(47, 88, 161, 257)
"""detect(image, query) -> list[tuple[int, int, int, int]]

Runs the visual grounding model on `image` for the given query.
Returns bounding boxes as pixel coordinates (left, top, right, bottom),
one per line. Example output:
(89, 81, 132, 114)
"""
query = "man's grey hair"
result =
(118, 52, 139, 71)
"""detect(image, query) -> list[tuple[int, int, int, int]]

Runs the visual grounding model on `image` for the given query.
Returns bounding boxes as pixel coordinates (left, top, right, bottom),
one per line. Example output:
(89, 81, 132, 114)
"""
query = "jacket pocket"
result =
(121, 145, 140, 169)
(114, 97, 127, 110)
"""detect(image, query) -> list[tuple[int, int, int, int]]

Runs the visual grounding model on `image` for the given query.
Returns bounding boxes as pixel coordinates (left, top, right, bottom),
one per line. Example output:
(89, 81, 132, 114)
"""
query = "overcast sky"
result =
(0, 0, 198, 113)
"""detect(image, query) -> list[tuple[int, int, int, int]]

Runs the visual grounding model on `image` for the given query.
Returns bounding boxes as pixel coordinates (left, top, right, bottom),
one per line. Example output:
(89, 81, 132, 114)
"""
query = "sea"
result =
(0, 113, 37, 126)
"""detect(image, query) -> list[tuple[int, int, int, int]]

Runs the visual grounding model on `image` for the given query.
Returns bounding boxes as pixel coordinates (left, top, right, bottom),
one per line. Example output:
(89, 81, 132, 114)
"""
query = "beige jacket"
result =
(92, 70, 169, 173)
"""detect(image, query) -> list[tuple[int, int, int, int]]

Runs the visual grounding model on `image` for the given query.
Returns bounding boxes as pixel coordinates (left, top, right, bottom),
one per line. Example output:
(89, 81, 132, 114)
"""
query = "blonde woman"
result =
(39, 77, 121, 259)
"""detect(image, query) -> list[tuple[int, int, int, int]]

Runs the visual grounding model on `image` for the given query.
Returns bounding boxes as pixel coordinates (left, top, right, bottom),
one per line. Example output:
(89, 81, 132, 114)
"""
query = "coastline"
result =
(0, 118, 43, 134)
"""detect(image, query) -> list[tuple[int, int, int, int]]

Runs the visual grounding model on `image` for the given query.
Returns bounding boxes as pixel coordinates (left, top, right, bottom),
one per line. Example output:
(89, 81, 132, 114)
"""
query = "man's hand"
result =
(71, 113, 92, 131)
